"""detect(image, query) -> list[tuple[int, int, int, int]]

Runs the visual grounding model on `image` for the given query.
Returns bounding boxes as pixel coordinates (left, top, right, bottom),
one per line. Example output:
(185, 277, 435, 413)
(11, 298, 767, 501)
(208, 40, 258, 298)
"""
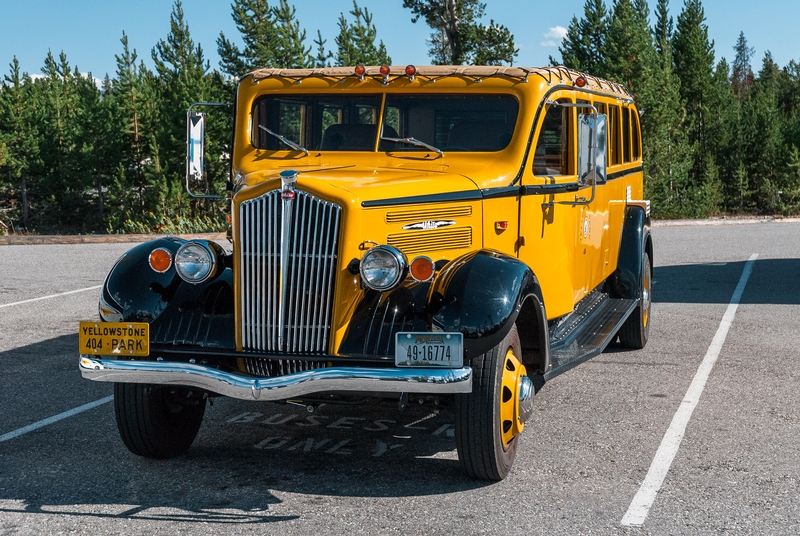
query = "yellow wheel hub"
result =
(499, 348, 527, 446)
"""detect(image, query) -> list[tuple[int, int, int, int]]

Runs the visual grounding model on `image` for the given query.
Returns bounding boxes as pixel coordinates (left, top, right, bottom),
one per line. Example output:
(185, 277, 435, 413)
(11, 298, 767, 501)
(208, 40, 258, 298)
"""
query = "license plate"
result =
(79, 322, 149, 357)
(395, 332, 463, 368)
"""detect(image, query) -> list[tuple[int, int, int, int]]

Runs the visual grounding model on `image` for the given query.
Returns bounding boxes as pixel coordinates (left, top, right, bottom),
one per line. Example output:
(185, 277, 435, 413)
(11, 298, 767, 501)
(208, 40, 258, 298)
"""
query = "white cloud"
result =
(545, 26, 569, 40)
(541, 26, 568, 47)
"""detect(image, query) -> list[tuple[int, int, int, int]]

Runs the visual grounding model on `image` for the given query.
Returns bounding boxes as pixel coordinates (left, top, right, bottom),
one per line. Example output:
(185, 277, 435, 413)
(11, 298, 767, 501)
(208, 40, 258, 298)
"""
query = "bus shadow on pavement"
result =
(653, 258, 800, 305)
(0, 335, 488, 526)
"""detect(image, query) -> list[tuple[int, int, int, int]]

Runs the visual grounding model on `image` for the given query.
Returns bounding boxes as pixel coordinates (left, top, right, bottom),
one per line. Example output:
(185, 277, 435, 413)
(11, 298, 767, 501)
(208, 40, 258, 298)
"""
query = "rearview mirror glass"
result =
(578, 113, 607, 185)
(187, 111, 205, 182)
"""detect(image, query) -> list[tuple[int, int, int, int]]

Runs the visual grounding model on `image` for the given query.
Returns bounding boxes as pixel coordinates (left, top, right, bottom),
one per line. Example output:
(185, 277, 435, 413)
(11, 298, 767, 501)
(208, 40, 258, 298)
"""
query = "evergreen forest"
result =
(1, 0, 799, 235)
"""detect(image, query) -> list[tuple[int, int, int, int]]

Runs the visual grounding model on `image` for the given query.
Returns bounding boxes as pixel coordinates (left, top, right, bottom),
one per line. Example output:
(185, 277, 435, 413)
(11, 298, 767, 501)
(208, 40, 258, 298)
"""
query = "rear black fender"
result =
(611, 206, 652, 299)
(101, 238, 235, 349)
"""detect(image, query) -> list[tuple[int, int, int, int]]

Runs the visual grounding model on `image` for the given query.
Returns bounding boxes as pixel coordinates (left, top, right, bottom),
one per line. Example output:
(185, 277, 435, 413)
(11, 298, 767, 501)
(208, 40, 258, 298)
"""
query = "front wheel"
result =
(114, 383, 206, 459)
(455, 325, 530, 481)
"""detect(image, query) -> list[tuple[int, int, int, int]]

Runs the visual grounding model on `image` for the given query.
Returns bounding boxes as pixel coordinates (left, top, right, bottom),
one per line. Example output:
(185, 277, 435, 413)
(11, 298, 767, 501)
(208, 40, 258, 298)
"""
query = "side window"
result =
(609, 105, 621, 166)
(632, 108, 641, 161)
(533, 102, 573, 176)
(623, 106, 632, 163)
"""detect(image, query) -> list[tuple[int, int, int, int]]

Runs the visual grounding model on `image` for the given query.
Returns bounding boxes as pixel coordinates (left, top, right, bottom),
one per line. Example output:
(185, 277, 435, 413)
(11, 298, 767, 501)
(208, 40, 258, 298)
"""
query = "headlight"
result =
(359, 245, 407, 292)
(175, 240, 223, 284)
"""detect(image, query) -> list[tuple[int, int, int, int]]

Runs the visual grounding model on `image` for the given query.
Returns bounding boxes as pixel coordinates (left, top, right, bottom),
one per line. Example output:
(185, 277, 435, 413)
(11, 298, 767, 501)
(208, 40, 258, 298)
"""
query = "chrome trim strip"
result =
(79, 357, 472, 400)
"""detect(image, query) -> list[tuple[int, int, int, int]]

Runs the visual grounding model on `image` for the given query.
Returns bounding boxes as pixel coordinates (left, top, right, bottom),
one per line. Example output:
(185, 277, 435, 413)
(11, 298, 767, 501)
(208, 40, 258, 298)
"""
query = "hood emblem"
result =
(402, 220, 456, 231)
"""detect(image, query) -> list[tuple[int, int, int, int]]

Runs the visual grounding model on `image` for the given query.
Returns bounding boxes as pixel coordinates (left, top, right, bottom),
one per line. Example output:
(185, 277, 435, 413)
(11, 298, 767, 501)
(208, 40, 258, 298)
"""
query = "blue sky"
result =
(1, 0, 797, 79)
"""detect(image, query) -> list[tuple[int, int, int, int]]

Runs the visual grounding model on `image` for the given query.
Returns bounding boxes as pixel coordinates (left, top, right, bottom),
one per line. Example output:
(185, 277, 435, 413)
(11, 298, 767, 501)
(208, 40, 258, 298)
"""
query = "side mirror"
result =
(185, 102, 231, 200)
(577, 113, 607, 186)
(187, 110, 205, 183)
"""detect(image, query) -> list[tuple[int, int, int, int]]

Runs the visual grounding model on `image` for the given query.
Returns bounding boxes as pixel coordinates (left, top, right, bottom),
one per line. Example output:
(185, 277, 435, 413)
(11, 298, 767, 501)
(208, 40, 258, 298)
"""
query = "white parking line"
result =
(0, 396, 113, 443)
(0, 285, 102, 309)
(621, 253, 758, 527)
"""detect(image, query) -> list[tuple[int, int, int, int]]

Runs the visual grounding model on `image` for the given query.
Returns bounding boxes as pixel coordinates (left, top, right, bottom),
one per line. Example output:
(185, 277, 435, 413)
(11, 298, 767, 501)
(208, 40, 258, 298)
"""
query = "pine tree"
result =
(335, 1, 391, 66)
(603, 0, 654, 93)
(741, 52, 786, 213)
(0, 58, 40, 230)
(653, 0, 673, 57)
(641, 5, 693, 219)
(38, 50, 89, 231)
(152, 0, 210, 211)
(272, 0, 313, 68)
(217, 0, 276, 76)
(707, 57, 740, 212)
(673, 0, 718, 215)
(731, 31, 755, 97)
(217, 0, 311, 76)
(107, 32, 165, 226)
(557, 0, 608, 75)
(313, 30, 333, 68)
(402, 0, 517, 65)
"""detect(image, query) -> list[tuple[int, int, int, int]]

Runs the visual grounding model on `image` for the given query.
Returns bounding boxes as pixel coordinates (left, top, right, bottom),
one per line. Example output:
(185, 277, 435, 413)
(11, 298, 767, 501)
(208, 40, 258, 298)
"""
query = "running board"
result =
(544, 292, 637, 381)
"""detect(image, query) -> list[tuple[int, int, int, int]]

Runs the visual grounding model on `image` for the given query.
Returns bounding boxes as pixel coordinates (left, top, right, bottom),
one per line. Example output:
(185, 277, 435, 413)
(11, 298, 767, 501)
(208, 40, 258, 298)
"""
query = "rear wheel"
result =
(619, 252, 652, 349)
(455, 325, 529, 481)
(114, 383, 206, 459)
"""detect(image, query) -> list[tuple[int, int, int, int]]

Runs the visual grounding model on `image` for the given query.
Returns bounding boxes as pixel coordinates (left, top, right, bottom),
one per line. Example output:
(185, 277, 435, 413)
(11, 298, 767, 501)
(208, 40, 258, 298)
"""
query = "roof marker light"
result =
(354, 65, 366, 81)
(380, 64, 391, 85)
(575, 76, 587, 88)
(405, 64, 417, 82)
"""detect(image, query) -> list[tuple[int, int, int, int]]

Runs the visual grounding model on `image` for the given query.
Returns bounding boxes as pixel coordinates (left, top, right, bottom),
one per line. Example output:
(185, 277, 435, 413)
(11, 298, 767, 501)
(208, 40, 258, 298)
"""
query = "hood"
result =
(237, 165, 482, 207)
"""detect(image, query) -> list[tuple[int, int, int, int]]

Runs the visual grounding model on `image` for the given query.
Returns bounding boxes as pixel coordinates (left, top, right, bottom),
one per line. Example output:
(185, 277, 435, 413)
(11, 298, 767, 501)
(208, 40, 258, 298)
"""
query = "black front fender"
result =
(102, 238, 235, 349)
(338, 250, 543, 362)
(430, 250, 541, 360)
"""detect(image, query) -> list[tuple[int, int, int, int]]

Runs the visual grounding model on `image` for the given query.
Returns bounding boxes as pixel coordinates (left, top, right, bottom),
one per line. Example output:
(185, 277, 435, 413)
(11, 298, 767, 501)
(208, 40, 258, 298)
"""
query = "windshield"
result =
(251, 93, 518, 153)
(380, 95, 518, 153)
(252, 95, 383, 151)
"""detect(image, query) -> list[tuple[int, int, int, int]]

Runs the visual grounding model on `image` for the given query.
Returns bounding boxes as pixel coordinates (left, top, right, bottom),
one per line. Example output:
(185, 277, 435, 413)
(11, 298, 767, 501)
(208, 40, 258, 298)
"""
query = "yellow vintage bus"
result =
(79, 65, 652, 481)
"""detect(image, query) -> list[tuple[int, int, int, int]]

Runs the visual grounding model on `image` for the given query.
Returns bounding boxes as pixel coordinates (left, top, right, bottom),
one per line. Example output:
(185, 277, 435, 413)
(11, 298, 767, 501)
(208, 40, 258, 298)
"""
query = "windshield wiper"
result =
(258, 124, 309, 156)
(380, 136, 443, 157)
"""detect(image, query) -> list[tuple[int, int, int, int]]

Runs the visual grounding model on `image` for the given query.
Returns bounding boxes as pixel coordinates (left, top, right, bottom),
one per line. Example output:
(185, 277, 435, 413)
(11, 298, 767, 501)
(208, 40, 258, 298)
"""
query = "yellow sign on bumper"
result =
(79, 322, 149, 357)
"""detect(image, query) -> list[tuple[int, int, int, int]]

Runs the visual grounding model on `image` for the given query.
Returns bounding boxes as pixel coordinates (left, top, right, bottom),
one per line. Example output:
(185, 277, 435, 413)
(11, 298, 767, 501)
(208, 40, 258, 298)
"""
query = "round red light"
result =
(405, 65, 417, 76)
(149, 248, 173, 273)
(354, 65, 366, 76)
(575, 76, 587, 88)
(379, 65, 391, 76)
(409, 256, 435, 282)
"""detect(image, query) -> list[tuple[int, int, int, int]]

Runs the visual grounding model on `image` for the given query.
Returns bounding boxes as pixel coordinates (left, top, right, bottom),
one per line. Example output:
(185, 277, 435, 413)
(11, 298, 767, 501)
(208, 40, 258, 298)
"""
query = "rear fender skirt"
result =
(611, 206, 652, 299)
(103, 238, 235, 349)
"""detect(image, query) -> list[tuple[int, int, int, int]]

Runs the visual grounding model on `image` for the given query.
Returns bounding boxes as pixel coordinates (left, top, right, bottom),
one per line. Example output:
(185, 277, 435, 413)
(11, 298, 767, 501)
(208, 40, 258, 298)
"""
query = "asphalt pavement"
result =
(0, 221, 798, 535)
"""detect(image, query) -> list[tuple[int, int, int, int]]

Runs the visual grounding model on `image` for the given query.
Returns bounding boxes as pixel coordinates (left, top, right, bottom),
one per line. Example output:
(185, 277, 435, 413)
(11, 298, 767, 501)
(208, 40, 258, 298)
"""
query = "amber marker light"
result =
(379, 65, 391, 76)
(149, 248, 173, 273)
(409, 256, 435, 282)
(354, 65, 366, 81)
(405, 64, 417, 82)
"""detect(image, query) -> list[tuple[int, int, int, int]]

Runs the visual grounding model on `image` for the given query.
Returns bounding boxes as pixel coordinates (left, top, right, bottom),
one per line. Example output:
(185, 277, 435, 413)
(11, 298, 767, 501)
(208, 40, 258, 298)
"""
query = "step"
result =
(544, 293, 637, 381)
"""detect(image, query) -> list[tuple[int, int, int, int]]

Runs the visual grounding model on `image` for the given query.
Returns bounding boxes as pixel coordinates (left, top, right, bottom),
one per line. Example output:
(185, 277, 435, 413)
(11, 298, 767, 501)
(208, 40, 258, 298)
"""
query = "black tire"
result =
(455, 325, 526, 481)
(114, 383, 206, 459)
(619, 252, 652, 349)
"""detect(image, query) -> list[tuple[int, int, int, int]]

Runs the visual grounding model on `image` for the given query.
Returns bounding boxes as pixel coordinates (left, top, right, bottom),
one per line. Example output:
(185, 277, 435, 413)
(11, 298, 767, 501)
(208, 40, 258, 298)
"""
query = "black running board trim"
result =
(543, 296, 637, 381)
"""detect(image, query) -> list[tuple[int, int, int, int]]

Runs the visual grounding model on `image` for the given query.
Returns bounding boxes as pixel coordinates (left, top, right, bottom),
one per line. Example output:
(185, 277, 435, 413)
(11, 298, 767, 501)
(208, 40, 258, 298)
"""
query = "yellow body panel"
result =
(228, 66, 644, 352)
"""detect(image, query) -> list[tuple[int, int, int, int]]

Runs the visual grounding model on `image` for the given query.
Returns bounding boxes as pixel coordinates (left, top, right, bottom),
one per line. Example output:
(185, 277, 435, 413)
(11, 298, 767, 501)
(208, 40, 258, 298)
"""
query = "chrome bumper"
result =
(79, 356, 472, 401)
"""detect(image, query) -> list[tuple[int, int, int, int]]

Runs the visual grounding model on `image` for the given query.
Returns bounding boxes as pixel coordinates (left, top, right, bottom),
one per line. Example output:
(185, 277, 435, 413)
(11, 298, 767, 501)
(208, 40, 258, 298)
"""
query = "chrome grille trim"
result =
(239, 190, 341, 354)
